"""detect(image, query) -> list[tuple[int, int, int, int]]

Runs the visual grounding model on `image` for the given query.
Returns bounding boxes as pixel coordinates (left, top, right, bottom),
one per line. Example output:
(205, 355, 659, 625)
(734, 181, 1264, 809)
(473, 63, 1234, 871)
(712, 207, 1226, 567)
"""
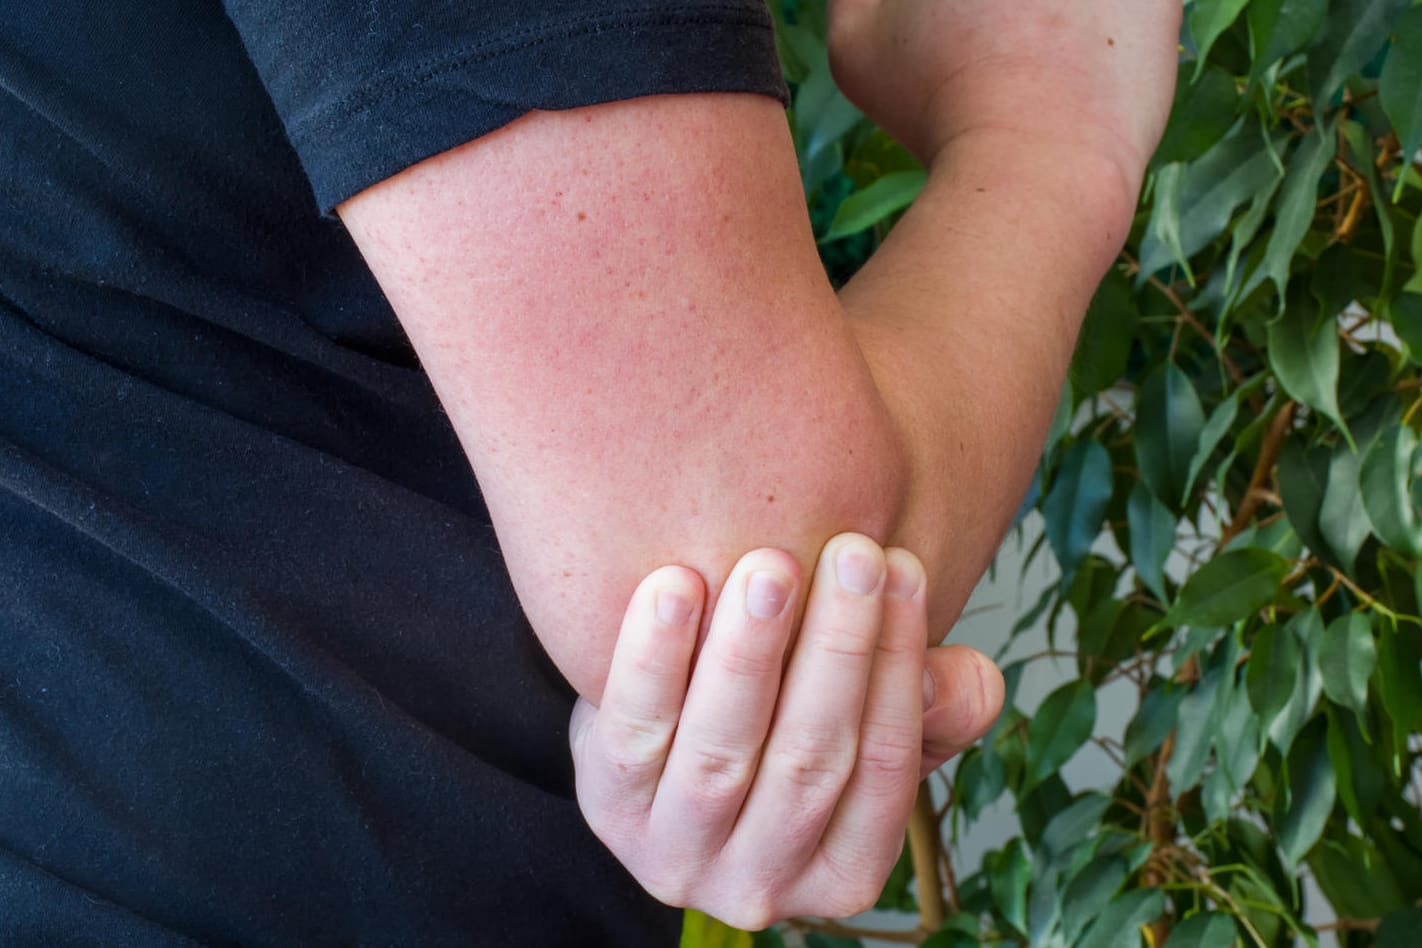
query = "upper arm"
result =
(339, 93, 906, 701)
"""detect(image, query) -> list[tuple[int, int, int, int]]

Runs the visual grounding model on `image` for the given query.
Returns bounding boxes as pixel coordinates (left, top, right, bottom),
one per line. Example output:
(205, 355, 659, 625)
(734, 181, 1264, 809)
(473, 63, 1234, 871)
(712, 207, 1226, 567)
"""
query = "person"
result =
(0, 0, 1178, 944)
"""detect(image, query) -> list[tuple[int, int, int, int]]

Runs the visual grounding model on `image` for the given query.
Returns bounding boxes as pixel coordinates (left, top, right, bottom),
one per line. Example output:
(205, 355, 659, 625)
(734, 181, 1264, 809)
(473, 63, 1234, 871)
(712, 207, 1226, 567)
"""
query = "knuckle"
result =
(712, 639, 783, 680)
(599, 715, 671, 775)
(682, 745, 755, 807)
(767, 732, 856, 794)
(812, 625, 877, 663)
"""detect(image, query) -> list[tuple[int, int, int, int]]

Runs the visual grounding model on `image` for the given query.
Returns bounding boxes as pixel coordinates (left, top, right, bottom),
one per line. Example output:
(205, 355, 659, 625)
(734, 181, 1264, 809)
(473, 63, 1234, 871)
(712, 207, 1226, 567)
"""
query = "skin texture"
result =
(338, 0, 1181, 922)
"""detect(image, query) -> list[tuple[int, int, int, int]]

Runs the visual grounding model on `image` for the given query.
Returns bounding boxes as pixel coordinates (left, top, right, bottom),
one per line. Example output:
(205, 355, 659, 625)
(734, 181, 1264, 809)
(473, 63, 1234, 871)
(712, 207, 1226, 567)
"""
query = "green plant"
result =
(684, 1, 1422, 946)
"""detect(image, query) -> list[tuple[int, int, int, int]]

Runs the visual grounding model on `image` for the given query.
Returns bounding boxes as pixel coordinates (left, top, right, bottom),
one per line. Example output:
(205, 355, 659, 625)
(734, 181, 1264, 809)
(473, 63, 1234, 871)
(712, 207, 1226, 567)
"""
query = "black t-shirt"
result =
(0, 2, 785, 945)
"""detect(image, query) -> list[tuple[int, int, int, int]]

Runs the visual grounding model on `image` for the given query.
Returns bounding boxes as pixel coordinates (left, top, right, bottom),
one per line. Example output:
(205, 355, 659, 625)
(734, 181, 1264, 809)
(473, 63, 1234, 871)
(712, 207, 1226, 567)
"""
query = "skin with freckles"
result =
(338, 0, 1180, 924)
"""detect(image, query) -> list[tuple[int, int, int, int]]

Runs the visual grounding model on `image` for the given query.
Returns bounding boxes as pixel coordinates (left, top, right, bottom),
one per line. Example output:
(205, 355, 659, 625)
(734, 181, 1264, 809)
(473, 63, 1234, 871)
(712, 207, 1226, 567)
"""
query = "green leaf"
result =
(1320, 613, 1377, 717)
(1267, 609, 1325, 754)
(1308, 0, 1410, 106)
(1072, 269, 1138, 397)
(1127, 482, 1175, 603)
(1267, 300, 1349, 440)
(1217, 681, 1263, 794)
(989, 839, 1032, 936)
(1044, 440, 1114, 588)
(1167, 548, 1289, 627)
(1124, 683, 1185, 768)
(1154, 64, 1241, 165)
(1145, 162, 1194, 280)
(1023, 680, 1097, 793)
(1392, 292, 1422, 363)
(1278, 438, 1332, 558)
(820, 170, 926, 242)
(750, 929, 786, 948)
(1257, 121, 1337, 304)
(1247, 622, 1300, 723)
(1190, 0, 1250, 79)
(1164, 912, 1237, 948)
(1378, 908, 1422, 948)
(794, 58, 862, 164)
(1377, 623, 1422, 733)
(1183, 390, 1240, 505)
(1248, 0, 1327, 80)
(1361, 424, 1422, 556)
(956, 745, 1006, 821)
(1141, 119, 1283, 276)
(1275, 717, 1336, 867)
(1075, 888, 1165, 948)
(1320, 436, 1372, 571)
(1039, 792, 1111, 864)
(1376, 8, 1422, 194)
(1060, 855, 1128, 945)
(1136, 363, 1206, 510)
(680, 910, 753, 948)
(1168, 659, 1227, 794)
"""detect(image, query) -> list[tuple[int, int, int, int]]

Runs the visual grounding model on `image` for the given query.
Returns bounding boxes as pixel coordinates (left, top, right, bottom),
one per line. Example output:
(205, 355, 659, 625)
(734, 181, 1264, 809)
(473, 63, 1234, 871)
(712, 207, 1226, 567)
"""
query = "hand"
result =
(569, 533, 1002, 928)
(827, 0, 1180, 201)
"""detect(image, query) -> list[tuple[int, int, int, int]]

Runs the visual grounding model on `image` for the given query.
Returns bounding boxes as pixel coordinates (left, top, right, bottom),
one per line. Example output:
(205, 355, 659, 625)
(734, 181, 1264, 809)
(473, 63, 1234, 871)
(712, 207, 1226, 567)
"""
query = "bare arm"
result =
(338, 4, 1179, 702)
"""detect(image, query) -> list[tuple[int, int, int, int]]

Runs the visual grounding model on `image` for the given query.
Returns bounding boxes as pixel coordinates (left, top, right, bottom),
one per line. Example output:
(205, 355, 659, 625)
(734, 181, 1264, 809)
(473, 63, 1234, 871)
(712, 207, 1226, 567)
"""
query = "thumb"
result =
(568, 696, 598, 763)
(919, 644, 1005, 778)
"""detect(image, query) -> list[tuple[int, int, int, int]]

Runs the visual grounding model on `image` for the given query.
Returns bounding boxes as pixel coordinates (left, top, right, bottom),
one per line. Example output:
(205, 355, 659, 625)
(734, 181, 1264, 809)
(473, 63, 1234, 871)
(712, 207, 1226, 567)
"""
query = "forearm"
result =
(845, 134, 1133, 633)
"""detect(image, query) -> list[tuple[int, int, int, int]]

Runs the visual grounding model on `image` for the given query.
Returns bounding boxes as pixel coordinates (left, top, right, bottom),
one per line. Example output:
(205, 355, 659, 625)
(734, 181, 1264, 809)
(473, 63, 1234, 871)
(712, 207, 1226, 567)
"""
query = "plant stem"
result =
(907, 781, 946, 931)
(1219, 401, 1295, 548)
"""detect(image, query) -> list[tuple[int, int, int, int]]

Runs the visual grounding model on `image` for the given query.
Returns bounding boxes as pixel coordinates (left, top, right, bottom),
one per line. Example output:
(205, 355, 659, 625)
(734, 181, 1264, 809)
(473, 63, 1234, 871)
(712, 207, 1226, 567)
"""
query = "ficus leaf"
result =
(1189, 0, 1250, 81)
(1320, 437, 1372, 571)
(1267, 609, 1325, 755)
(1060, 854, 1128, 945)
(1136, 363, 1205, 510)
(1167, 548, 1288, 627)
(1023, 680, 1096, 794)
(1183, 389, 1241, 506)
(1127, 482, 1175, 603)
(1256, 120, 1337, 305)
(679, 911, 752, 948)
(1267, 300, 1350, 443)
(1391, 292, 1422, 362)
(1247, 622, 1299, 727)
(1124, 684, 1185, 770)
(820, 170, 926, 242)
(1320, 613, 1378, 717)
(1075, 889, 1165, 948)
(1043, 440, 1114, 588)
(1376, 10, 1422, 198)
(1308, 0, 1410, 107)
(1140, 118, 1283, 276)
(1248, 0, 1328, 81)
(1163, 912, 1237, 948)
(1275, 718, 1336, 867)
(1361, 424, 1422, 556)
(1278, 438, 1333, 559)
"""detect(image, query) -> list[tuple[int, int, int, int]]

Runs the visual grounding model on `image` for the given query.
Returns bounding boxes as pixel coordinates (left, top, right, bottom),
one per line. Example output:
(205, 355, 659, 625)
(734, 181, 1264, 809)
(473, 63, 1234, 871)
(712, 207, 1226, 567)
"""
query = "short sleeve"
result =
(221, 1, 789, 213)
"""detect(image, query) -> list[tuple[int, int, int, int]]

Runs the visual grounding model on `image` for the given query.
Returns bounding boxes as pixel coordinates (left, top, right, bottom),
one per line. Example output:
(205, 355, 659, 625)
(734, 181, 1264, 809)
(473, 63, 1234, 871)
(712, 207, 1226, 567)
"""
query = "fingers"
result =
(919, 643, 1005, 777)
(726, 533, 886, 882)
(799, 546, 926, 916)
(572, 565, 704, 846)
(648, 549, 800, 873)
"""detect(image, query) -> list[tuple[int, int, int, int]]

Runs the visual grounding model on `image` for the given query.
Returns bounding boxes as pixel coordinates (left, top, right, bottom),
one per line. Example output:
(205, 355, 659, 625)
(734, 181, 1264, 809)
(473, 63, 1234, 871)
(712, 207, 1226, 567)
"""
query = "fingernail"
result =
(835, 542, 883, 595)
(656, 587, 694, 626)
(746, 570, 791, 619)
(885, 554, 922, 601)
(922, 668, 936, 711)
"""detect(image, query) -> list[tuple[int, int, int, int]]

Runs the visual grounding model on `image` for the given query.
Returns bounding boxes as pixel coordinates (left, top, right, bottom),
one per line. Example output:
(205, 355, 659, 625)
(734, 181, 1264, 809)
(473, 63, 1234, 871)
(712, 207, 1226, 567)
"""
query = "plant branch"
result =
(1219, 401, 1296, 548)
(786, 917, 923, 944)
(907, 781, 946, 932)
(1314, 918, 1381, 933)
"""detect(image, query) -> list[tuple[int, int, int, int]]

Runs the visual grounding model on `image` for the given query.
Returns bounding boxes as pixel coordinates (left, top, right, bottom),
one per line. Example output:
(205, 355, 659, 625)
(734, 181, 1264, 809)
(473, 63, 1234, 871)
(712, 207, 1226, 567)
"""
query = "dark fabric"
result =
(0, 1, 786, 945)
